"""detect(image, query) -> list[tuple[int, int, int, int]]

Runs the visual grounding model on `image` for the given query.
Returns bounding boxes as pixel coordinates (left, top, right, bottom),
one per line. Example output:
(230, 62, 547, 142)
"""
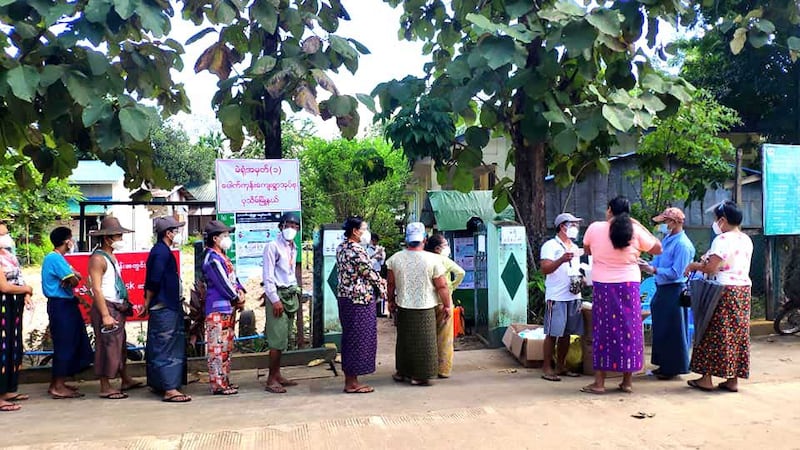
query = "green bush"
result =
(17, 241, 53, 266)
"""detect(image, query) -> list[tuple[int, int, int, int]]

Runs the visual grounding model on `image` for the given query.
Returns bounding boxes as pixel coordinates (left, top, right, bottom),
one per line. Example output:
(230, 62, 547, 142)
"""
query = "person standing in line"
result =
(202, 220, 245, 396)
(262, 213, 301, 394)
(41, 227, 93, 399)
(143, 216, 191, 403)
(639, 207, 695, 380)
(539, 213, 584, 382)
(367, 233, 387, 317)
(684, 201, 753, 393)
(581, 196, 662, 394)
(336, 217, 386, 393)
(0, 224, 33, 412)
(423, 233, 465, 379)
(386, 222, 452, 386)
(87, 217, 141, 400)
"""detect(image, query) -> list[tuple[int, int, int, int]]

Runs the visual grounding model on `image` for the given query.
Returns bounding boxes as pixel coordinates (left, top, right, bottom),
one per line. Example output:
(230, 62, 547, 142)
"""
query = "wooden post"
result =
(733, 147, 743, 204)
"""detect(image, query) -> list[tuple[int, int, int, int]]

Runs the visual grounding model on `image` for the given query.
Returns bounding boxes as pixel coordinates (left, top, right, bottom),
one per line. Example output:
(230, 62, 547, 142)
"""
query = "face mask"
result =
(219, 236, 233, 251)
(565, 226, 579, 240)
(360, 230, 371, 246)
(440, 246, 451, 258)
(712, 220, 723, 235)
(111, 240, 125, 251)
(282, 228, 297, 241)
(0, 234, 14, 250)
(171, 232, 183, 246)
(658, 223, 669, 235)
(66, 240, 74, 251)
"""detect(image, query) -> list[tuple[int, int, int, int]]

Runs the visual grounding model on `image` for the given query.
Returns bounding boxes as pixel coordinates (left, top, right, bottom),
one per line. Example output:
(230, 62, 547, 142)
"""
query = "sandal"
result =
(557, 371, 580, 378)
(541, 374, 561, 382)
(162, 394, 192, 403)
(99, 392, 129, 400)
(580, 384, 605, 395)
(213, 388, 239, 396)
(50, 391, 85, 399)
(343, 385, 374, 394)
(410, 379, 430, 386)
(4, 393, 29, 401)
(392, 373, 406, 383)
(278, 379, 298, 387)
(687, 379, 713, 392)
(718, 381, 739, 393)
(265, 384, 287, 394)
(0, 402, 21, 412)
(121, 381, 145, 391)
(617, 384, 633, 394)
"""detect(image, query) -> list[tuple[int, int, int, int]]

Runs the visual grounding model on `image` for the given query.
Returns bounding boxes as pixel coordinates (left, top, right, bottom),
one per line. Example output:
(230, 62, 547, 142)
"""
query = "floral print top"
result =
(336, 240, 386, 305)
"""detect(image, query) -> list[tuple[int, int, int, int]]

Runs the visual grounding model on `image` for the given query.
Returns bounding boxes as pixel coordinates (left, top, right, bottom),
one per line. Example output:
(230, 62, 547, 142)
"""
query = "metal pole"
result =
(79, 203, 86, 251)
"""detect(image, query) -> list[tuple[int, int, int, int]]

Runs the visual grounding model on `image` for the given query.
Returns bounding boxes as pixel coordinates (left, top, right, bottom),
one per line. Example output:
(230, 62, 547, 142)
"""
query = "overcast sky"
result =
(169, 3, 426, 140)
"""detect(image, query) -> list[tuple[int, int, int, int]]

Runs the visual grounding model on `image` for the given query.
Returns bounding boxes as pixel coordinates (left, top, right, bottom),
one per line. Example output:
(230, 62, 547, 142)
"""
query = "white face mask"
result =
(171, 232, 183, 246)
(219, 236, 233, 251)
(657, 223, 669, 235)
(110, 240, 125, 251)
(360, 230, 371, 246)
(565, 226, 579, 240)
(282, 228, 297, 241)
(440, 246, 451, 258)
(0, 234, 14, 250)
(712, 220, 723, 235)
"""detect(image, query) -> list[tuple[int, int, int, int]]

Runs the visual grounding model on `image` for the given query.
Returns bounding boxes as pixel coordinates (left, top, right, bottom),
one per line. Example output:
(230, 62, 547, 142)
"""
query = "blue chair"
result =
(640, 277, 657, 328)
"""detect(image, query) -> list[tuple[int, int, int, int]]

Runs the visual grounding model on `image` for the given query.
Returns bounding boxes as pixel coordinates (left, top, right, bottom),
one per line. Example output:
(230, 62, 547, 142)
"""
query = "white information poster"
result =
(323, 230, 346, 256)
(453, 237, 475, 289)
(233, 212, 281, 281)
(500, 226, 525, 245)
(215, 159, 301, 213)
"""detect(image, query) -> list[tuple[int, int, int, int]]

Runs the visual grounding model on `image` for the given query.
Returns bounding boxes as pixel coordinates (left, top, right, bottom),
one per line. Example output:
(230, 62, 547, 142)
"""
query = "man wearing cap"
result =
(261, 212, 301, 393)
(144, 216, 190, 403)
(539, 213, 585, 382)
(639, 207, 696, 380)
(87, 217, 140, 399)
(386, 222, 452, 386)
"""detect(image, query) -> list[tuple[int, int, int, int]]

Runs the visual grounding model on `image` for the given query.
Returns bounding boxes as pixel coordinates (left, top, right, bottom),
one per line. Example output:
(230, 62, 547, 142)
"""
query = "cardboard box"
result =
(502, 324, 545, 368)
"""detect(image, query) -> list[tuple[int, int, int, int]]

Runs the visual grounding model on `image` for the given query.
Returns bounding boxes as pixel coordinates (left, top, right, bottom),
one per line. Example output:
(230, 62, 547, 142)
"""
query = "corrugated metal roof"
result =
(68, 161, 124, 184)
(184, 180, 216, 202)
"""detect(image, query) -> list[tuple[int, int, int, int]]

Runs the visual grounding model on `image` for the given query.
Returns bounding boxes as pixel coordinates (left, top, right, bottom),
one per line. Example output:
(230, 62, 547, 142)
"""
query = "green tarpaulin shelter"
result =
(423, 191, 515, 231)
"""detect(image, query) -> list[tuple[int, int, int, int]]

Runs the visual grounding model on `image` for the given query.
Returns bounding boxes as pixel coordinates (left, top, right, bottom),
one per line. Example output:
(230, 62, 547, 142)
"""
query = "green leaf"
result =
(85, 0, 112, 23)
(602, 104, 635, 131)
(138, 2, 169, 36)
(329, 35, 358, 61)
(348, 38, 371, 55)
(788, 36, 800, 51)
(730, 27, 747, 55)
(118, 106, 151, 141)
(552, 128, 577, 154)
(65, 73, 92, 106)
(356, 93, 376, 114)
(641, 73, 666, 93)
(596, 157, 610, 174)
(479, 107, 498, 128)
(86, 50, 109, 75)
(748, 30, 770, 48)
(113, 0, 135, 19)
(561, 20, 598, 55)
(0, 0, 17, 6)
(586, 9, 622, 37)
(504, 0, 532, 18)
(7, 66, 40, 102)
(39, 65, 65, 88)
(553, 0, 585, 16)
(14, 165, 35, 190)
(639, 93, 666, 113)
(477, 36, 516, 70)
(219, 104, 244, 142)
(252, 0, 278, 33)
(186, 27, 217, 46)
(465, 126, 489, 149)
(575, 114, 600, 141)
(96, 116, 122, 151)
(451, 166, 473, 192)
(250, 55, 276, 75)
(755, 19, 775, 34)
(326, 95, 357, 116)
(82, 101, 113, 127)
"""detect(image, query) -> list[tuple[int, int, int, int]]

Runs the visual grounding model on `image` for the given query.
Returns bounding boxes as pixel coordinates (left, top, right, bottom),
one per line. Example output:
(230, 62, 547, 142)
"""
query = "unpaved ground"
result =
(3, 327, 799, 449)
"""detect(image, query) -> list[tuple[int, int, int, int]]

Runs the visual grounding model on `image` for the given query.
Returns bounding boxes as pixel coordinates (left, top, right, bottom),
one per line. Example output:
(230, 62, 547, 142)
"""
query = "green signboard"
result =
(763, 144, 800, 235)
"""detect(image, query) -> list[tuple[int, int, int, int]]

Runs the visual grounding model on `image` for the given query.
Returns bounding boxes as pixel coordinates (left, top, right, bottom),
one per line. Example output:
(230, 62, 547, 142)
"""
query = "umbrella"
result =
(688, 276, 725, 346)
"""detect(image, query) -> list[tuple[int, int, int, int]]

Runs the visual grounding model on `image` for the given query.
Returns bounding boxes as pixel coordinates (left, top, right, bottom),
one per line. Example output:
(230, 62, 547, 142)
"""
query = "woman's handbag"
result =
(679, 287, 692, 308)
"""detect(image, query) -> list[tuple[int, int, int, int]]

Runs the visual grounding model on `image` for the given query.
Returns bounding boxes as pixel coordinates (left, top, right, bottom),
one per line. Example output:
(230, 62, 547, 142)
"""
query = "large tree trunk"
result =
(261, 94, 282, 159)
(510, 138, 547, 270)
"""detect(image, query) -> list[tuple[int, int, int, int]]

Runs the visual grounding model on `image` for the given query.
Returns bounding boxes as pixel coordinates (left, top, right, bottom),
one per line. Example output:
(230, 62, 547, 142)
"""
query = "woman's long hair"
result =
(608, 196, 633, 249)
(424, 233, 446, 253)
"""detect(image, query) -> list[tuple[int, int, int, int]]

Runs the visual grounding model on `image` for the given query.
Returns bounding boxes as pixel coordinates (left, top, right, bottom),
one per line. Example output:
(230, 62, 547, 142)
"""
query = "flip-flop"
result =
(617, 384, 633, 394)
(121, 382, 145, 391)
(213, 388, 239, 396)
(717, 382, 739, 393)
(162, 394, 191, 403)
(99, 392, 129, 400)
(343, 385, 374, 394)
(279, 379, 298, 387)
(4, 393, 29, 401)
(392, 373, 406, 383)
(557, 371, 581, 378)
(0, 403, 21, 412)
(410, 379, 431, 386)
(541, 374, 562, 382)
(265, 384, 287, 394)
(49, 391, 85, 399)
(687, 380, 713, 392)
(580, 385, 605, 395)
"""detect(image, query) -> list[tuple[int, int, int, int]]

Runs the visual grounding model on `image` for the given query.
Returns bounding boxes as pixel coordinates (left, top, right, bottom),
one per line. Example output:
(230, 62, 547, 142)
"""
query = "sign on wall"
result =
(65, 250, 180, 323)
(215, 159, 301, 213)
(763, 144, 800, 235)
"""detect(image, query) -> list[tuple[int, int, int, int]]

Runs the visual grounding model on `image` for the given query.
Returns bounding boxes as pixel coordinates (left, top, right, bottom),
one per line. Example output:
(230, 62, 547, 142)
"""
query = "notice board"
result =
(763, 144, 800, 235)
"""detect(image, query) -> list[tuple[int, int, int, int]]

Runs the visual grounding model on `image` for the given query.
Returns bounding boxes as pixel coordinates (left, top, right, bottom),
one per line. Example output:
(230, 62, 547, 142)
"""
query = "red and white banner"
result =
(215, 159, 301, 213)
(65, 250, 180, 323)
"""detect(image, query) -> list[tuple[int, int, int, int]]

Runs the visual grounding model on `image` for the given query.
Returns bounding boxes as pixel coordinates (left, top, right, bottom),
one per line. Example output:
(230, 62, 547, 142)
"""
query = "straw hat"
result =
(89, 217, 133, 236)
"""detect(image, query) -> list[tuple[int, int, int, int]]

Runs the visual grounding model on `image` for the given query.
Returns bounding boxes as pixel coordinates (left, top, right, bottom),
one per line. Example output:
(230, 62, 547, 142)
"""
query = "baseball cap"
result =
(405, 222, 426, 243)
(154, 216, 185, 234)
(554, 212, 582, 228)
(652, 207, 685, 223)
(204, 220, 235, 236)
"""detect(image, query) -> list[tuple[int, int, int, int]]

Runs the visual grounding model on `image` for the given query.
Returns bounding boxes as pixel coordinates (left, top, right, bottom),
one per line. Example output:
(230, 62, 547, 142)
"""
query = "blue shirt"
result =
(144, 241, 182, 311)
(651, 230, 695, 285)
(41, 251, 77, 298)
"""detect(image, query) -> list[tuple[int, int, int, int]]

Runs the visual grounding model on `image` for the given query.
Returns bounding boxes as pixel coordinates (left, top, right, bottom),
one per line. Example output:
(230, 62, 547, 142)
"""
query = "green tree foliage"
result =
(151, 124, 217, 187)
(183, 0, 369, 158)
(0, 161, 81, 264)
(626, 91, 741, 224)
(298, 137, 410, 246)
(372, 0, 694, 261)
(0, 0, 188, 191)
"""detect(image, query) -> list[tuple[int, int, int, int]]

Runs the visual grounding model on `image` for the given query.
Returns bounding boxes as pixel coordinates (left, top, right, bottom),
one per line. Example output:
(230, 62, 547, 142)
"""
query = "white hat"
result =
(405, 222, 426, 243)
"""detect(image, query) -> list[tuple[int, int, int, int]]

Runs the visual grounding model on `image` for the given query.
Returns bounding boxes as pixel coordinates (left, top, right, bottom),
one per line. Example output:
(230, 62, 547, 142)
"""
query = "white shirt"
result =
(540, 236, 581, 302)
(707, 231, 753, 286)
(262, 233, 297, 304)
